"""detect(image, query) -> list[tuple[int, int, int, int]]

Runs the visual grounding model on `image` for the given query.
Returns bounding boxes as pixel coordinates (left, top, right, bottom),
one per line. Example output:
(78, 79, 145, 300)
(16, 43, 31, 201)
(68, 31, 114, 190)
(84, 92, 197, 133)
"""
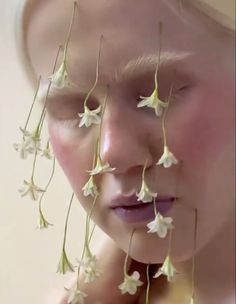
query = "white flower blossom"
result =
(57, 248, 74, 275)
(19, 127, 41, 153)
(82, 176, 99, 197)
(157, 145, 178, 168)
(88, 156, 115, 176)
(137, 89, 168, 117)
(49, 61, 70, 88)
(78, 105, 102, 128)
(189, 297, 195, 304)
(119, 271, 143, 295)
(19, 179, 45, 201)
(67, 288, 87, 304)
(136, 180, 157, 203)
(153, 255, 178, 282)
(147, 212, 174, 238)
(41, 143, 53, 160)
(79, 254, 101, 283)
(13, 139, 34, 159)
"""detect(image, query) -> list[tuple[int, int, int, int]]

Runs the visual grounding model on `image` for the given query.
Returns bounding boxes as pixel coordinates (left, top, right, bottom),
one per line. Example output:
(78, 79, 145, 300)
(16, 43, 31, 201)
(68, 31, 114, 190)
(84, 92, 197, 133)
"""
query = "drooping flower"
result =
(153, 255, 178, 282)
(18, 179, 45, 201)
(57, 248, 74, 275)
(67, 288, 88, 304)
(41, 141, 53, 160)
(79, 254, 101, 283)
(38, 209, 53, 229)
(119, 271, 143, 295)
(88, 155, 115, 176)
(49, 61, 70, 88)
(82, 176, 99, 197)
(19, 127, 41, 154)
(137, 89, 168, 117)
(78, 105, 102, 128)
(189, 296, 195, 304)
(156, 145, 178, 168)
(13, 138, 34, 159)
(136, 180, 157, 203)
(147, 212, 174, 238)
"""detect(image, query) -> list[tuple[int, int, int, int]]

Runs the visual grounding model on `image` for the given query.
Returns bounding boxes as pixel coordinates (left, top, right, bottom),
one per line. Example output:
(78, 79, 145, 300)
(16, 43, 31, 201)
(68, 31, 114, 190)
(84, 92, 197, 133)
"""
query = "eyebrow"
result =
(38, 51, 193, 102)
(115, 51, 193, 82)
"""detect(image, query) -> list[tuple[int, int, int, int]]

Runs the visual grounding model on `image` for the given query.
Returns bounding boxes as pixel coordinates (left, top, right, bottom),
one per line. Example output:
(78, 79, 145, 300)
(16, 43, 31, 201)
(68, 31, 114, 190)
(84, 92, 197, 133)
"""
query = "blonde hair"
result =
(15, 0, 235, 87)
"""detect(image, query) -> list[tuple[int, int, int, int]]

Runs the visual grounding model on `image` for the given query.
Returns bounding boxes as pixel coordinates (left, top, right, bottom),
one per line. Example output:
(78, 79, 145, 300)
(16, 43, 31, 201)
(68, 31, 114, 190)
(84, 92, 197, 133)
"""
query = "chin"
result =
(116, 227, 195, 264)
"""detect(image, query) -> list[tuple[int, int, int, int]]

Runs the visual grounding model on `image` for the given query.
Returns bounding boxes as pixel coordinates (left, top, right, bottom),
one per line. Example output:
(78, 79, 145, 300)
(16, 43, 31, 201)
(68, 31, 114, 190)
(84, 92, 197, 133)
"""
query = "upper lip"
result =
(110, 194, 177, 208)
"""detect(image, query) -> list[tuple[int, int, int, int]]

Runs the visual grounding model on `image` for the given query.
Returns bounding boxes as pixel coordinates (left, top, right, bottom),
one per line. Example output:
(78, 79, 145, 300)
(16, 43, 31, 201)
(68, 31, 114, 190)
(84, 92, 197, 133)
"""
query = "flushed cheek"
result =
(48, 121, 94, 196)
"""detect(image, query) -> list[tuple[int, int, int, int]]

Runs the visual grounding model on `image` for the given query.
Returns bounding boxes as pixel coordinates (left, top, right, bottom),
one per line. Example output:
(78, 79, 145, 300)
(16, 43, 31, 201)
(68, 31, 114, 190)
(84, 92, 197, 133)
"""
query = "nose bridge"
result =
(99, 101, 153, 174)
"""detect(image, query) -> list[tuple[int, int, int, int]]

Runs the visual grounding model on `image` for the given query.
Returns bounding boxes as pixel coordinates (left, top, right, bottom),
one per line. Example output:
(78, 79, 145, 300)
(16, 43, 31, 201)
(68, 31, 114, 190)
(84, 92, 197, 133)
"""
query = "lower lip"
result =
(112, 200, 175, 223)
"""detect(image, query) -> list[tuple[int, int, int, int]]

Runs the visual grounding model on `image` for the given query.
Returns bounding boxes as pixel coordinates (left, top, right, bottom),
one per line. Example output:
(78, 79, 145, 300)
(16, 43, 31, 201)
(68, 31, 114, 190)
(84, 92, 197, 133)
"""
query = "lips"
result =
(110, 194, 176, 208)
(110, 194, 177, 223)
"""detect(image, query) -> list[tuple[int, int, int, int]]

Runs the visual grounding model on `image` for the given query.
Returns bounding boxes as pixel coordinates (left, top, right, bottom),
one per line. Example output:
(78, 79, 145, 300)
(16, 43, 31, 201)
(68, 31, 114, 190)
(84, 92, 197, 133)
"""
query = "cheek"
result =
(48, 121, 94, 195)
(171, 84, 234, 177)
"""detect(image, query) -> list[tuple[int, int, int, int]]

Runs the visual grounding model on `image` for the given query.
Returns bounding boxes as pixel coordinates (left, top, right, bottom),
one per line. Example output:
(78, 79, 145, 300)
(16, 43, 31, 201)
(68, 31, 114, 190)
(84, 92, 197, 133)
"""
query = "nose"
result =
(99, 102, 156, 175)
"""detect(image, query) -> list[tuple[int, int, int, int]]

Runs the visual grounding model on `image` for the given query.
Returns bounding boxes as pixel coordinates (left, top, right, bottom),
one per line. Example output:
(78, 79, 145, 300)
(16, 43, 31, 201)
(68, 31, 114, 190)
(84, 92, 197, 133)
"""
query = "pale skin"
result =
(25, 0, 235, 303)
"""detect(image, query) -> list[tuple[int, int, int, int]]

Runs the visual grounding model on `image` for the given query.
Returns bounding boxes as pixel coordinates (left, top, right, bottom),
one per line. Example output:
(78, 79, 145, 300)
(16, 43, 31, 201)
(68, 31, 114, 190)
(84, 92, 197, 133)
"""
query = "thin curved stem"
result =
(84, 35, 103, 108)
(23, 75, 41, 133)
(62, 193, 75, 249)
(39, 156, 56, 214)
(145, 264, 151, 304)
(63, 1, 78, 60)
(191, 208, 198, 297)
(123, 229, 135, 275)
(154, 22, 163, 90)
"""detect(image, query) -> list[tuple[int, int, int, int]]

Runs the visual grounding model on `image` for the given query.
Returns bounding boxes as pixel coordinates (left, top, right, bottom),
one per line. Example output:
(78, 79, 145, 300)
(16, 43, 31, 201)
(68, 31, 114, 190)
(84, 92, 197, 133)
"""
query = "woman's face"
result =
(27, 0, 235, 263)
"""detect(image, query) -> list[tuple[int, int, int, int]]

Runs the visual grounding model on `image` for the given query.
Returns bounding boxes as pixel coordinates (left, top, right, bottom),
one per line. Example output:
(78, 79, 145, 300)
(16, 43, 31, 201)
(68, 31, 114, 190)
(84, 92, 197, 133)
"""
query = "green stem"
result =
(153, 197, 157, 216)
(123, 229, 135, 275)
(167, 228, 173, 257)
(85, 195, 98, 253)
(84, 35, 103, 108)
(62, 193, 75, 249)
(76, 222, 96, 289)
(39, 156, 56, 214)
(142, 158, 148, 182)
(23, 75, 41, 134)
(63, 1, 78, 61)
(191, 208, 198, 298)
(154, 22, 163, 90)
(31, 150, 38, 181)
(145, 264, 151, 304)
(161, 82, 174, 147)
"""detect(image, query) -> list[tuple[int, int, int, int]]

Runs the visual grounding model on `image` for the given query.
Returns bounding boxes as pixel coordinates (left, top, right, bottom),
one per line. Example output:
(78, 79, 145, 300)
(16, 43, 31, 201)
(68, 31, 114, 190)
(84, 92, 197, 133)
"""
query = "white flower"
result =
(147, 212, 174, 238)
(88, 156, 115, 175)
(153, 255, 178, 282)
(19, 179, 45, 201)
(189, 296, 195, 304)
(13, 139, 34, 159)
(137, 89, 168, 117)
(49, 61, 70, 88)
(67, 288, 87, 304)
(157, 145, 178, 168)
(78, 105, 102, 128)
(19, 127, 41, 153)
(57, 248, 74, 275)
(38, 210, 52, 229)
(119, 271, 143, 295)
(41, 143, 53, 160)
(79, 254, 101, 283)
(82, 176, 99, 197)
(136, 180, 157, 203)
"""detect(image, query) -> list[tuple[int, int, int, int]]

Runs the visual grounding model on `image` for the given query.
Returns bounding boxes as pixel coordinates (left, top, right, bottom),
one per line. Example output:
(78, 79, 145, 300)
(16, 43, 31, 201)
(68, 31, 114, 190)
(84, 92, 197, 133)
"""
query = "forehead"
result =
(26, 0, 218, 86)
